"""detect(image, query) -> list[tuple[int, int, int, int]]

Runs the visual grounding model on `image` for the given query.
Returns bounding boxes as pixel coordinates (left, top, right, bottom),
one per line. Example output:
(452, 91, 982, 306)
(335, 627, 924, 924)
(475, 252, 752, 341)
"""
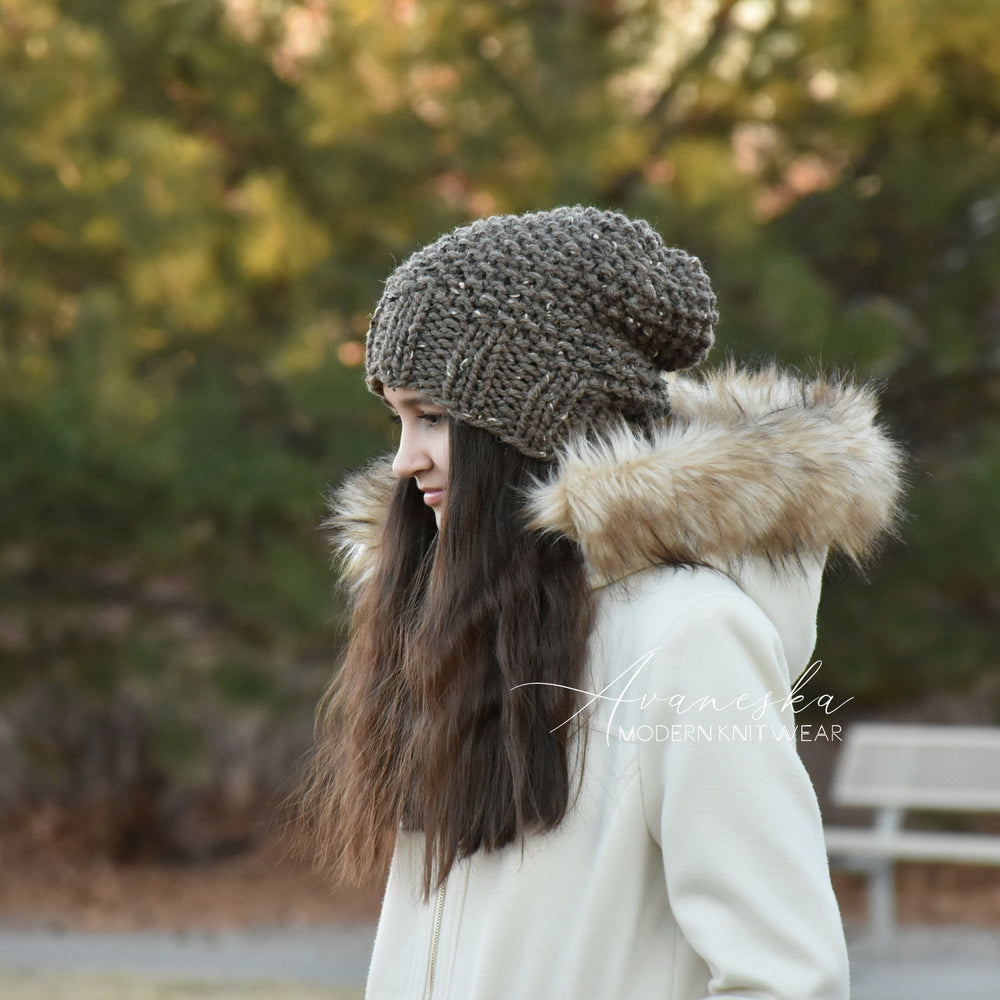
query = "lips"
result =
(420, 488, 445, 507)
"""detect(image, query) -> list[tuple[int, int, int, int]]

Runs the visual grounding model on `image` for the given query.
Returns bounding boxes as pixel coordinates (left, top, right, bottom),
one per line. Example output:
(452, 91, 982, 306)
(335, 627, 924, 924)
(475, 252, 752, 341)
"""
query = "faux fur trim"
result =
(324, 457, 396, 590)
(327, 366, 905, 590)
(527, 366, 905, 586)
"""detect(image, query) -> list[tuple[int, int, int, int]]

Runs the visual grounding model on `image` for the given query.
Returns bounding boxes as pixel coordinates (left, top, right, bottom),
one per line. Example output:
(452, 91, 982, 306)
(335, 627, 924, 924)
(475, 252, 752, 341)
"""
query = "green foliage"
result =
(1, 0, 999, 848)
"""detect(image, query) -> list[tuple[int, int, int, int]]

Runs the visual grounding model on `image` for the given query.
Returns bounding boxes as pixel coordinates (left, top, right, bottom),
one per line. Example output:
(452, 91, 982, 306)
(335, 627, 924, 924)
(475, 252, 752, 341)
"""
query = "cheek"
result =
(435, 428, 451, 480)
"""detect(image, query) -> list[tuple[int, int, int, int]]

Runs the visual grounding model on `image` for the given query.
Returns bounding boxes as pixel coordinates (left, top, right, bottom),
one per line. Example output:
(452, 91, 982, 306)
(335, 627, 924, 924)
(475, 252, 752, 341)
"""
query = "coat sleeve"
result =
(635, 590, 850, 1000)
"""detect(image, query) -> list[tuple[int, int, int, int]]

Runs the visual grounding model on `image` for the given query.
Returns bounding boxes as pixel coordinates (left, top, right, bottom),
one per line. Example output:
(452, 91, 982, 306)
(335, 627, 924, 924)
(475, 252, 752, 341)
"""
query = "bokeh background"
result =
(2, 0, 999, 867)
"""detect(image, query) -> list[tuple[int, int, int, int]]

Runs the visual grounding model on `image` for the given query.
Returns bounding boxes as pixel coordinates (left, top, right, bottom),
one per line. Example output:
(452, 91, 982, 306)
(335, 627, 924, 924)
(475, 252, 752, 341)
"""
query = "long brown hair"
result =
(302, 420, 595, 896)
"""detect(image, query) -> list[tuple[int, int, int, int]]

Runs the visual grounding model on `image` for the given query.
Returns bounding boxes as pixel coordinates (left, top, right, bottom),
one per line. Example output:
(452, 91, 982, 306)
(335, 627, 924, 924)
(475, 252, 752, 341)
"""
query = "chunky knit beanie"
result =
(365, 205, 718, 459)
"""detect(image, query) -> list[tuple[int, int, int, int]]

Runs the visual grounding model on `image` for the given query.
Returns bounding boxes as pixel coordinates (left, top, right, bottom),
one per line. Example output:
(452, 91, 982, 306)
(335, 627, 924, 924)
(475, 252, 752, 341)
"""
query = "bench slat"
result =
(825, 827, 1000, 864)
(831, 723, 1000, 812)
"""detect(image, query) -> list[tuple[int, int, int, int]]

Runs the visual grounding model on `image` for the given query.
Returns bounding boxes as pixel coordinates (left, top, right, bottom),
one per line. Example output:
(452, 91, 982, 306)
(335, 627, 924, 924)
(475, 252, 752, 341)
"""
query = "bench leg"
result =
(868, 859, 896, 944)
(867, 805, 902, 943)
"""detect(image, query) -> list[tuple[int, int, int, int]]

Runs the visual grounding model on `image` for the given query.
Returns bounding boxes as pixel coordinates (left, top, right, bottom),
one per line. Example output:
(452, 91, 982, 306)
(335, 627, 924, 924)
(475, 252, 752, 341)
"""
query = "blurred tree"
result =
(1, 0, 998, 852)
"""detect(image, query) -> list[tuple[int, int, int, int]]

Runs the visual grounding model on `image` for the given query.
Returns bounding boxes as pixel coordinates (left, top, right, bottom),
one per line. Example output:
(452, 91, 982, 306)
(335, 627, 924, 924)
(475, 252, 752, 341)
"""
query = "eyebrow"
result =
(382, 392, 441, 413)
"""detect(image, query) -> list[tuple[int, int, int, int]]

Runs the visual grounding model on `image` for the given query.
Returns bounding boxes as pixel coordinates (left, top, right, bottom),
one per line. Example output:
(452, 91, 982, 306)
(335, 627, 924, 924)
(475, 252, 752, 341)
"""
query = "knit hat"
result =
(365, 206, 718, 459)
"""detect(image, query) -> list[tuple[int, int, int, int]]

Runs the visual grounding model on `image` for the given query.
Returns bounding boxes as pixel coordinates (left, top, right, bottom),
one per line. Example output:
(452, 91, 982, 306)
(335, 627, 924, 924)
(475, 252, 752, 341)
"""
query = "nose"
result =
(391, 425, 431, 480)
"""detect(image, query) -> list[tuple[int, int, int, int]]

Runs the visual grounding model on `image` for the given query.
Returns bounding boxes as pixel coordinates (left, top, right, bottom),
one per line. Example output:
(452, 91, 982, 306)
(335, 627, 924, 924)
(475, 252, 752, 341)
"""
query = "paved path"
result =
(846, 926, 1000, 1000)
(1, 921, 999, 997)
(0, 923, 377, 988)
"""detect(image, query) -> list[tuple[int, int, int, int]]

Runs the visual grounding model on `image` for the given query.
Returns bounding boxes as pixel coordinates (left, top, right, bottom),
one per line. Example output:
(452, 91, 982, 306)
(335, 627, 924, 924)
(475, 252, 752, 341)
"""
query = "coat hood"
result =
(331, 366, 904, 593)
(330, 366, 903, 683)
(526, 365, 904, 587)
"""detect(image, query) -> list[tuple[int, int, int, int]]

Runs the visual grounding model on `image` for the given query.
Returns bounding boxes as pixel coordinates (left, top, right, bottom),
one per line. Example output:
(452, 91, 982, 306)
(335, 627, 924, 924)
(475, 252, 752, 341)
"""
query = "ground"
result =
(0, 826, 382, 932)
(1, 824, 999, 933)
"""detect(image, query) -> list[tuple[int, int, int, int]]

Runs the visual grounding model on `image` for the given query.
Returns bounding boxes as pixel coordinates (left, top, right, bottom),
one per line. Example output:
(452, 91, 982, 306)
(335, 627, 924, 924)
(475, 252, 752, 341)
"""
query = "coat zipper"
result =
(423, 880, 447, 1000)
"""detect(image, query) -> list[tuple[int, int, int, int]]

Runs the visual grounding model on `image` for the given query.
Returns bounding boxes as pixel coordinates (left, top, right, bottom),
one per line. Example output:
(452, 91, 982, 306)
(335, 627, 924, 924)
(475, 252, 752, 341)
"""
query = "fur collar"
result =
(330, 366, 904, 589)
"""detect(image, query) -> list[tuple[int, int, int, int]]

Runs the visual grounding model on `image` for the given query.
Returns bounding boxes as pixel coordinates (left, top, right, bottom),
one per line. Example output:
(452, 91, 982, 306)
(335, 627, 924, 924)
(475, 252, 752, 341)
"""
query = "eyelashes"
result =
(387, 412, 447, 427)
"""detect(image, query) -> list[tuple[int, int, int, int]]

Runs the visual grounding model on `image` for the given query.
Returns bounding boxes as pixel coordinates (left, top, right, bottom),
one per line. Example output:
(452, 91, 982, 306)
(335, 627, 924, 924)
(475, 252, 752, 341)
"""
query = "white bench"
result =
(824, 723, 1000, 941)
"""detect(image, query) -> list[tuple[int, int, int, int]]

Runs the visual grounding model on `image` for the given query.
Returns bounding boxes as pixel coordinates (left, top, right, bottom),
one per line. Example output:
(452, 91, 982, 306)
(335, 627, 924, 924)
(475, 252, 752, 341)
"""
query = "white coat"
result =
(337, 367, 904, 1000)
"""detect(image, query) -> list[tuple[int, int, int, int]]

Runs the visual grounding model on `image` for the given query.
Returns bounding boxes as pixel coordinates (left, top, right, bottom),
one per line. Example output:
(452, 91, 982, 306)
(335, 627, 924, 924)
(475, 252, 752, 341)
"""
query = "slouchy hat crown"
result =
(365, 205, 718, 459)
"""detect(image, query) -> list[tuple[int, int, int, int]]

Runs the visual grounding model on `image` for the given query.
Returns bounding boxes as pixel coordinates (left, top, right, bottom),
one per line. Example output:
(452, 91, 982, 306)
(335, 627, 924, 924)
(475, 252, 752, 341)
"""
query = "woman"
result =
(304, 206, 903, 999)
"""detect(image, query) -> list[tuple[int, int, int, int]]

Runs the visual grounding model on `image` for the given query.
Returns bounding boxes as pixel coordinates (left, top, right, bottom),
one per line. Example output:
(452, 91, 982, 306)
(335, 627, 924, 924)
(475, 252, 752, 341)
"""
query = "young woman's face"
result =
(384, 386, 451, 528)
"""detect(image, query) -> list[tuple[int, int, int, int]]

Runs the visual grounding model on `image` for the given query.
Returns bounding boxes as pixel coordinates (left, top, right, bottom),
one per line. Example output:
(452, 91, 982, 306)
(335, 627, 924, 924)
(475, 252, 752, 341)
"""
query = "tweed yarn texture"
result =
(365, 206, 718, 459)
